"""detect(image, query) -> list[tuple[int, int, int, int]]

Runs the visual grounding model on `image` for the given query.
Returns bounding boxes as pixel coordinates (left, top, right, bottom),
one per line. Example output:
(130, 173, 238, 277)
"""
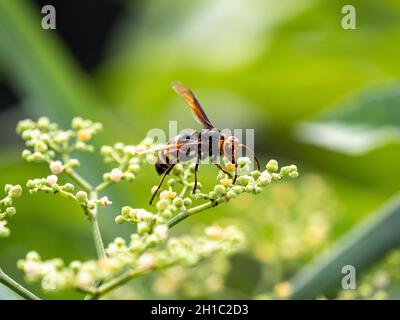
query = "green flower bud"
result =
(237, 175, 251, 186)
(114, 237, 126, 247)
(67, 159, 80, 168)
(289, 171, 299, 178)
(4, 184, 12, 193)
(2, 197, 12, 206)
(5, 207, 16, 217)
(280, 166, 291, 177)
(121, 206, 132, 218)
(237, 157, 250, 167)
(168, 205, 178, 213)
(26, 251, 40, 261)
(115, 215, 125, 224)
(161, 209, 173, 219)
(69, 260, 82, 271)
(71, 117, 83, 129)
(34, 141, 48, 153)
(26, 180, 35, 189)
(0, 228, 10, 238)
(37, 117, 50, 129)
(100, 145, 113, 156)
(128, 163, 140, 173)
(232, 186, 243, 194)
(193, 193, 203, 200)
(244, 185, 255, 193)
(251, 171, 261, 179)
(137, 222, 150, 235)
(272, 173, 281, 181)
(214, 185, 226, 196)
(76, 191, 88, 203)
(22, 149, 32, 160)
(31, 152, 45, 162)
(208, 191, 218, 200)
(16, 119, 35, 134)
(258, 172, 272, 186)
(173, 164, 184, 174)
(172, 197, 184, 208)
(266, 159, 279, 172)
(62, 183, 75, 192)
(103, 173, 111, 181)
(227, 190, 237, 199)
(9, 185, 22, 198)
(183, 197, 192, 207)
(156, 199, 169, 211)
(124, 172, 135, 181)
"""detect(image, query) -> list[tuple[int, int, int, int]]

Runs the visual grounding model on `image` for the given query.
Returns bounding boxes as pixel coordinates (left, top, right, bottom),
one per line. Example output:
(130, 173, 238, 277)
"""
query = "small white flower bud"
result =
(154, 225, 168, 240)
(76, 191, 88, 203)
(9, 185, 23, 198)
(99, 196, 112, 208)
(124, 145, 136, 155)
(106, 243, 120, 257)
(77, 271, 93, 289)
(46, 175, 58, 186)
(110, 168, 123, 182)
(266, 159, 279, 172)
(138, 253, 155, 270)
(50, 161, 64, 174)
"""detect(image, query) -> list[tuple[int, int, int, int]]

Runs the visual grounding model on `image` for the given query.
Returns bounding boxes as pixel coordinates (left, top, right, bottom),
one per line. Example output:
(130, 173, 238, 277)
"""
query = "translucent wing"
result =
(172, 82, 214, 129)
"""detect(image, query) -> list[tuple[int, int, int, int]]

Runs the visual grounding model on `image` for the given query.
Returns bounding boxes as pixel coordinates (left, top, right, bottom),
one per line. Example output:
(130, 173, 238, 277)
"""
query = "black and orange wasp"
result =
(148, 82, 260, 204)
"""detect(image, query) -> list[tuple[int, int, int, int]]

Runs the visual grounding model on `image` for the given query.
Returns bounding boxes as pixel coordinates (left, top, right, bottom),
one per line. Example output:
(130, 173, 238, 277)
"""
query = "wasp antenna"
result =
(239, 144, 260, 171)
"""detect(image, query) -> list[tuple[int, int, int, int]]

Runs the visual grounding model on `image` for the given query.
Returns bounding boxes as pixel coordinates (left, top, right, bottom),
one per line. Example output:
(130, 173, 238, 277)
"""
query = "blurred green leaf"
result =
(297, 84, 400, 154)
(290, 194, 400, 299)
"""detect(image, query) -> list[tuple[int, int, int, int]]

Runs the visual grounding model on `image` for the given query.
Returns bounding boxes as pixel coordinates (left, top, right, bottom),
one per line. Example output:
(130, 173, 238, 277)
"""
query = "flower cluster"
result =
(17, 225, 244, 293)
(17, 117, 102, 165)
(115, 158, 298, 231)
(132, 174, 337, 300)
(99, 138, 154, 185)
(8, 116, 300, 299)
(0, 184, 22, 238)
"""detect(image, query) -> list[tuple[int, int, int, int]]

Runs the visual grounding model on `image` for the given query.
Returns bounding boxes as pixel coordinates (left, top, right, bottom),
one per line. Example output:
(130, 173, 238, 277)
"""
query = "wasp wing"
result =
(172, 82, 214, 129)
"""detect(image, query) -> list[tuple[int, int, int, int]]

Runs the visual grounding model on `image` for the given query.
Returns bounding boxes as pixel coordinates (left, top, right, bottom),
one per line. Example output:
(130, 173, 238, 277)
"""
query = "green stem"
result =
(167, 200, 221, 228)
(0, 268, 40, 300)
(89, 269, 147, 300)
(64, 169, 93, 192)
(89, 191, 106, 260)
(95, 181, 112, 193)
(61, 154, 92, 192)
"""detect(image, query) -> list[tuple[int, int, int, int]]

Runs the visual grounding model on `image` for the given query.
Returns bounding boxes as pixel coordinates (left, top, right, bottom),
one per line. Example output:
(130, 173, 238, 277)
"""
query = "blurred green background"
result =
(1, 0, 400, 299)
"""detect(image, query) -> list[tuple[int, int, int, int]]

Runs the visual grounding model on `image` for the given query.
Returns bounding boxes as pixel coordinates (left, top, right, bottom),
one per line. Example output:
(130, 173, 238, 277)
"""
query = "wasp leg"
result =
(150, 164, 175, 205)
(192, 134, 202, 194)
(214, 163, 233, 178)
(193, 162, 200, 194)
(233, 164, 238, 184)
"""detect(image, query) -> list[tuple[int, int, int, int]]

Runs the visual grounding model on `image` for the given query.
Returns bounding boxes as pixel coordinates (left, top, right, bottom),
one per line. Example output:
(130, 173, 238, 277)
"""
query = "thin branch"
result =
(0, 268, 40, 300)
(95, 181, 112, 193)
(167, 199, 222, 228)
(64, 169, 93, 192)
(89, 191, 107, 260)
